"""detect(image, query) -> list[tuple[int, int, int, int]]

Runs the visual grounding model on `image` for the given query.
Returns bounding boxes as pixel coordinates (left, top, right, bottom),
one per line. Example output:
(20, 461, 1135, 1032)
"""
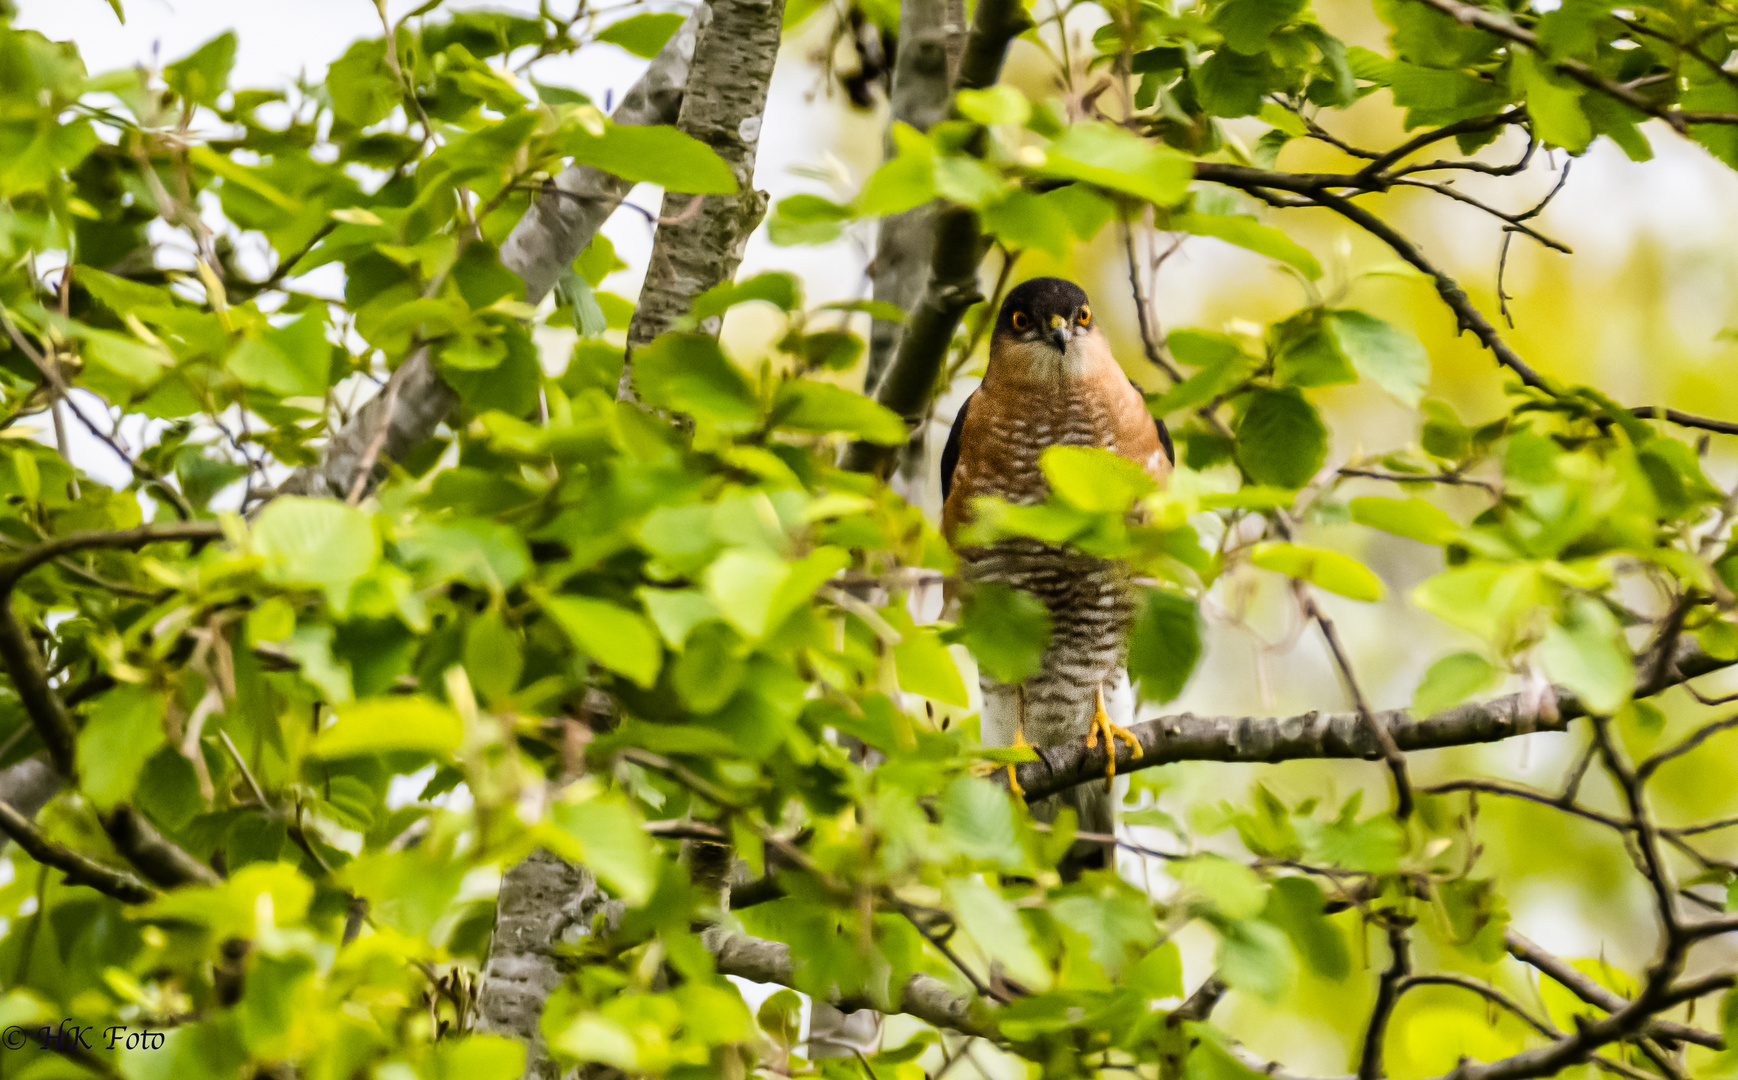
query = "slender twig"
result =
(1637, 713, 1738, 780)
(1358, 921, 1411, 1080)
(1299, 582, 1412, 818)
(1337, 466, 1499, 495)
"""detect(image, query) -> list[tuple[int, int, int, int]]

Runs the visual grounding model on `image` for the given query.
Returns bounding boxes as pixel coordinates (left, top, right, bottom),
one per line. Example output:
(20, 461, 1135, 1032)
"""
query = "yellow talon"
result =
(1006, 723, 1030, 798)
(1085, 686, 1142, 788)
(1005, 686, 1028, 797)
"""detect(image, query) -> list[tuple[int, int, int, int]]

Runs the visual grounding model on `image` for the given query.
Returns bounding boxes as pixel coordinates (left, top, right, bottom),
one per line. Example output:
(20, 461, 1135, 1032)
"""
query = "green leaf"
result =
(1513, 52, 1591, 153)
(1273, 316, 1357, 389)
(1327, 310, 1430, 407)
(858, 124, 936, 215)
(958, 582, 1052, 685)
(398, 519, 531, 594)
(1212, 0, 1308, 53)
(630, 333, 759, 427)
(328, 39, 400, 128)
(1040, 445, 1158, 512)
(227, 311, 331, 398)
(1126, 940, 1185, 998)
(313, 696, 464, 758)
(1217, 919, 1297, 1002)
(1033, 122, 1193, 207)
(947, 876, 1052, 990)
(1173, 213, 1321, 279)
(1236, 388, 1327, 489)
(426, 1037, 528, 1080)
(1128, 589, 1202, 703)
(691, 272, 802, 322)
(982, 189, 1072, 259)
(939, 773, 1023, 869)
(894, 626, 969, 707)
(1251, 542, 1385, 601)
(552, 795, 657, 904)
(1051, 889, 1160, 977)
(956, 85, 1031, 127)
(564, 124, 736, 195)
(1349, 496, 1458, 544)
(1536, 595, 1632, 715)
(253, 497, 379, 611)
(594, 12, 686, 58)
(1179, 857, 1269, 919)
(772, 381, 906, 444)
(1263, 877, 1349, 980)
(544, 596, 663, 688)
(705, 548, 791, 639)
(164, 31, 236, 106)
(73, 326, 174, 387)
(1414, 564, 1544, 641)
(77, 685, 165, 810)
(1412, 651, 1500, 718)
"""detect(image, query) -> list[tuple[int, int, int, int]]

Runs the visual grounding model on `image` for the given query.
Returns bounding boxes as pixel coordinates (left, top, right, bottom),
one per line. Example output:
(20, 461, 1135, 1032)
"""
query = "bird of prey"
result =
(940, 277, 1174, 868)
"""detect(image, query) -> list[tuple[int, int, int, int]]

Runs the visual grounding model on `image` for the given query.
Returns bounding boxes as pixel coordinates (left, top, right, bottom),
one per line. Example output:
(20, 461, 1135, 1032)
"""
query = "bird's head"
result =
(989, 277, 1102, 380)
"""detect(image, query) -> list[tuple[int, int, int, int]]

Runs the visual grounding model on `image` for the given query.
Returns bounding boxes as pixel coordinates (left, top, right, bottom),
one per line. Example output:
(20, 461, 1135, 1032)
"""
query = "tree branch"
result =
(0, 798, 156, 903)
(1504, 929, 1722, 1050)
(706, 928, 997, 1039)
(1403, 0, 1738, 133)
(618, 0, 786, 377)
(862, 0, 966, 393)
(282, 15, 706, 500)
(1012, 644, 1731, 802)
(840, 0, 1031, 475)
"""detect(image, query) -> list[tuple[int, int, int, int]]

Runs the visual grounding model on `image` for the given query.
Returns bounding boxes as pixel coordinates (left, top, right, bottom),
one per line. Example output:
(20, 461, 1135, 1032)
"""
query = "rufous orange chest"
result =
(942, 363, 1166, 542)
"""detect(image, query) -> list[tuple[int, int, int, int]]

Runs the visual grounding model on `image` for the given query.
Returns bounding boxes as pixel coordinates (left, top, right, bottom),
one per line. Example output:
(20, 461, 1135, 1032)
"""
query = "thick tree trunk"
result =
(478, 5, 788, 1075)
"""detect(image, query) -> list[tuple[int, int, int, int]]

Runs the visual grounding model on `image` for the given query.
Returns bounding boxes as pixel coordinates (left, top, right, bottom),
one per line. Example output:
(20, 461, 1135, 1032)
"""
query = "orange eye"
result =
(1011, 311, 1030, 332)
(1077, 306, 1092, 327)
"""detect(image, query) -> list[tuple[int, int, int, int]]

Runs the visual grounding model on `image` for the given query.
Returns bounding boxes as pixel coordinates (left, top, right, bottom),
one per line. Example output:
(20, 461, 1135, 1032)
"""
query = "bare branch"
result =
(1504, 929, 1722, 1050)
(1013, 644, 1732, 802)
(1359, 922, 1411, 1080)
(707, 928, 996, 1039)
(862, 0, 967, 392)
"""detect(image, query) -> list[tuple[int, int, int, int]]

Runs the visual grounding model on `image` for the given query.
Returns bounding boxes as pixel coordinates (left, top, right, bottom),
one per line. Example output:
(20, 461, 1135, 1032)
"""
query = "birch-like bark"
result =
(618, 0, 788, 401)
(280, 12, 707, 501)
(478, 5, 788, 1074)
(473, 850, 617, 1080)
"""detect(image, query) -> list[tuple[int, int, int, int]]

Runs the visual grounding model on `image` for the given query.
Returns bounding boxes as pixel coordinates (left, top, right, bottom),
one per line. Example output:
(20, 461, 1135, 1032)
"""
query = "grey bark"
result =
(280, 12, 707, 501)
(0, 754, 62, 855)
(1013, 642, 1733, 802)
(501, 10, 711, 303)
(707, 928, 994, 1038)
(478, 5, 790, 1075)
(618, 0, 789, 403)
(473, 849, 617, 1080)
(861, 0, 967, 394)
(839, 0, 1032, 476)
